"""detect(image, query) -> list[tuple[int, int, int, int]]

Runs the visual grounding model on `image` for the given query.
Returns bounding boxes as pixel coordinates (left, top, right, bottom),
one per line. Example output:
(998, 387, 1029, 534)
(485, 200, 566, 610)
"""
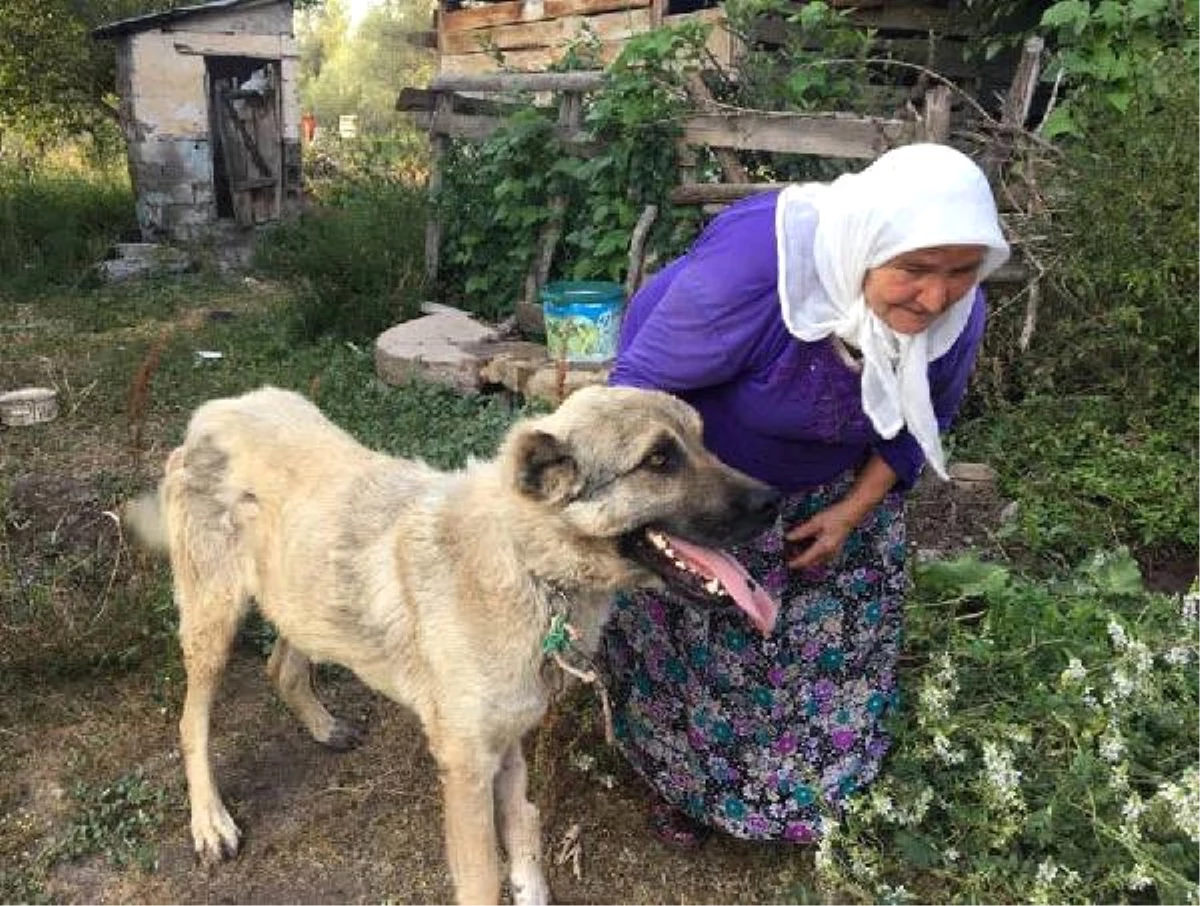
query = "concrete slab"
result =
(374, 312, 500, 392)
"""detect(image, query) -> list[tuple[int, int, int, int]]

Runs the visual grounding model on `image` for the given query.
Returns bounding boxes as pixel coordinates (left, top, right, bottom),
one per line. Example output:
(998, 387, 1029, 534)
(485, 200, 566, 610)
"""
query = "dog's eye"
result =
(641, 439, 680, 473)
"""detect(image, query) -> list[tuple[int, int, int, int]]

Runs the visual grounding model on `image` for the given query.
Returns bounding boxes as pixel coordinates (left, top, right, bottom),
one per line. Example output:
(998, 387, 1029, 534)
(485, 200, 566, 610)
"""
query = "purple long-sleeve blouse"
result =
(609, 190, 986, 493)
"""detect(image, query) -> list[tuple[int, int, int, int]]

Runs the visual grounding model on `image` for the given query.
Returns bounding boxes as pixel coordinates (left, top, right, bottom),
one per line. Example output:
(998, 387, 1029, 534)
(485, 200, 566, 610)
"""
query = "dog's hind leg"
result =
(496, 741, 549, 905)
(266, 637, 363, 750)
(177, 576, 250, 862)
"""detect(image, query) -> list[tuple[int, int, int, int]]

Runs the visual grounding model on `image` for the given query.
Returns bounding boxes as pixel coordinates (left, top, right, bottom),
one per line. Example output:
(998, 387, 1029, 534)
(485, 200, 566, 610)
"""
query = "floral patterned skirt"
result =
(600, 471, 907, 842)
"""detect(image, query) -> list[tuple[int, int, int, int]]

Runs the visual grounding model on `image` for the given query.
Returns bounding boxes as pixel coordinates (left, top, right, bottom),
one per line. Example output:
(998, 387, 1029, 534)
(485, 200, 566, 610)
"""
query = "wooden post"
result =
(1002, 36, 1045, 130)
(625, 203, 658, 298)
(921, 85, 951, 143)
(424, 91, 455, 284)
(684, 73, 749, 184)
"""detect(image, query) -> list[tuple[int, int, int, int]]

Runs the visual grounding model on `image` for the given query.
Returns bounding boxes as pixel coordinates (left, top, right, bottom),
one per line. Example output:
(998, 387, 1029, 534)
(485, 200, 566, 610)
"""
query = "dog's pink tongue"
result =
(663, 533, 779, 635)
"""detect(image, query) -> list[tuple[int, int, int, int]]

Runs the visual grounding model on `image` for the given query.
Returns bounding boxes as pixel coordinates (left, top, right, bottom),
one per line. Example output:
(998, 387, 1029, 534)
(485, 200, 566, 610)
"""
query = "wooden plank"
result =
(171, 34, 293, 58)
(397, 86, 525, 116)
(430, 70, 604, 93)
(669, 182, 785, 205)
(441, 7, 651, 55)
(747, 22, 1010, 82)
(681, 112, 915, 159)
(414, 101, 914, 158)
(442, 0, 650, 34)
(439, 43, 623, 76)
(844, 1, 965, 35)
(424, 92, 454, 283)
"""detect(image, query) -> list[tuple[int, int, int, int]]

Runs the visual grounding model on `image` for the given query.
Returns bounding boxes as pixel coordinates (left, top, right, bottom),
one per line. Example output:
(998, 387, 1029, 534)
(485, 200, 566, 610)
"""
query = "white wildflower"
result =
(1103, 667, 1135, 706)
(1035, 858, 1059, 885)
(1155, 767, 1200, 843)
(931, 732, 966, 765)
(1098, 724, 1126, 763)
(980, 740, 1025, 823)
(1107, 618, 1129, 650)
(849, 847, 878, 883)
(1182, 589, 1199, 623)
(1080, 686, 1100, 709)
(893, 785, 934, 826)
(1118, 792, 1146, 844)
(1126, 638, 1154, 676)
(569, 752, 596, 773)
(917, 653, 958, 726)
(814, 819, 839, 884)
(1060, 656, 1087, 687)
(1032, 858, 1083, 904)
(1127, 863, 1154, 891)
(943, 847, 960, 864)
(1163, 645, 1194, 666)
(876, 883, 911, 904)
(868, 789, 896, 822)
(1109, 763, 1130, 793)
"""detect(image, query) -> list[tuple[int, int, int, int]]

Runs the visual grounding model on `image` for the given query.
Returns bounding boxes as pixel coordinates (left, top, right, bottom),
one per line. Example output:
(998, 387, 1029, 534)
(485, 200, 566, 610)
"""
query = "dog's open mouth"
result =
(625, 529, 779, 635)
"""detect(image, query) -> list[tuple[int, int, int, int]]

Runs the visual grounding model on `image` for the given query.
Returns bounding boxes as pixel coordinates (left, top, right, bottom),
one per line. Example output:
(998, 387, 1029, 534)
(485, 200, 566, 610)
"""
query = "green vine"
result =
(435, 22, 710, 318)
(1036, 0, 1198, 137)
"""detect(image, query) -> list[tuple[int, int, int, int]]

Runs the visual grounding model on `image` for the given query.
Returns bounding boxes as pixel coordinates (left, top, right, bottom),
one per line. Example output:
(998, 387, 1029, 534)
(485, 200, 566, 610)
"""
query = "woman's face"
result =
(862, 245, 987, 334)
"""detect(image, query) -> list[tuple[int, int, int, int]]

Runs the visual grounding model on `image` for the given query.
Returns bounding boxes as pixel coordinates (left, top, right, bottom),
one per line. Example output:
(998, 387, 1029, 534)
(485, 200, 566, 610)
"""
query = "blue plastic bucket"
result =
(540, 280, 624, 364)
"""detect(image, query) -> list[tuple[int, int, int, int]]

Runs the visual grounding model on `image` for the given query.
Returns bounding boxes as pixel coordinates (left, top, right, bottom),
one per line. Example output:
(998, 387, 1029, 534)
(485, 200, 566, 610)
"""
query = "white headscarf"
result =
(776, 143, 1010, 479)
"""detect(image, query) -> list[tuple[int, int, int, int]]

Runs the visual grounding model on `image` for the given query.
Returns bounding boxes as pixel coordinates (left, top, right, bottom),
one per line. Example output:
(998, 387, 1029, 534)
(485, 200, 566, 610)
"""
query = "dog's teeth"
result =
(650, 532, 668, 550)
(704, 578, 722, 595)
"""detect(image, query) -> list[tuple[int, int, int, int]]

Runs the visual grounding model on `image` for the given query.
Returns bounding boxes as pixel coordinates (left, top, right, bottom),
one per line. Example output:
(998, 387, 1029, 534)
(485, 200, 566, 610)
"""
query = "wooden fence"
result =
(399, 38, 1042, 328)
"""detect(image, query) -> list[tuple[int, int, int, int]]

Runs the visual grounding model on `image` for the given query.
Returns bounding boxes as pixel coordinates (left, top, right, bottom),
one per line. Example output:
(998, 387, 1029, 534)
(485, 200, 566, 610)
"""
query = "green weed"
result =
(59, 771, 169, 871)
(0, 159, 136, 300)
(254, 175, 428, 342)
(955, 392, 1198, 563)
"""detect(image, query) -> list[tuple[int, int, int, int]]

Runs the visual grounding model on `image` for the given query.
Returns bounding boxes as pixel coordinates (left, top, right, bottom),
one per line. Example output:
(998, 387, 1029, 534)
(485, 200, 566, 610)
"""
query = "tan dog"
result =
(125, 384, 780, 905)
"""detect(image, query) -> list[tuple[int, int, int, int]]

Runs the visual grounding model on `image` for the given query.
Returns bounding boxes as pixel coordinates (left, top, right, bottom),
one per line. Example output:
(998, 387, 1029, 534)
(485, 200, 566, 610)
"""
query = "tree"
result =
(0, 0, 325, 141)
(298, 0, 434, 135)
(0, 0, 166, 138)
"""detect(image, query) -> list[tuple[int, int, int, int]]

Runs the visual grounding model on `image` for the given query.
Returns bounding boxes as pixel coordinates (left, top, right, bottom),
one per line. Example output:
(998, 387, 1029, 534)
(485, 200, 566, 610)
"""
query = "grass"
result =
(0, 157, 138, 301)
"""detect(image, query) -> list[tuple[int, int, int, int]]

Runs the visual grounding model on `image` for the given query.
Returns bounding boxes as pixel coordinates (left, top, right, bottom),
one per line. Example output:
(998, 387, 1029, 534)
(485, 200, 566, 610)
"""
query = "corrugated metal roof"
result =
(93, 0, 288, 39)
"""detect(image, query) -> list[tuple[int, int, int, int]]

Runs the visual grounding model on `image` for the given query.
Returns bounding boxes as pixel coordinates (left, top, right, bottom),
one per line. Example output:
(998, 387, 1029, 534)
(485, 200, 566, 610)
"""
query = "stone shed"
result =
(94, 0, 302, 242)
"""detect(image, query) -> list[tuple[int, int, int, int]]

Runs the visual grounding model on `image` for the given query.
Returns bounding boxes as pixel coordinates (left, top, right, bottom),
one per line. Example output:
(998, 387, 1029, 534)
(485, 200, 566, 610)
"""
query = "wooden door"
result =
(210, 61, 283, 227)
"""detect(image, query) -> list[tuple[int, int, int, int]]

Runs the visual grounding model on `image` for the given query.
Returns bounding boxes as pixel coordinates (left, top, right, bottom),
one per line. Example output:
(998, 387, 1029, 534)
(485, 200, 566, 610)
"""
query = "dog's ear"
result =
(511, 428, 579, 504)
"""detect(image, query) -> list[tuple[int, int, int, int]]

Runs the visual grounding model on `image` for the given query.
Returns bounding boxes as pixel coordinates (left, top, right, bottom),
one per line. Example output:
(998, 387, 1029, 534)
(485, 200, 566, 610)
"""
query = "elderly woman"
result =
(601, 143, 1010, 846)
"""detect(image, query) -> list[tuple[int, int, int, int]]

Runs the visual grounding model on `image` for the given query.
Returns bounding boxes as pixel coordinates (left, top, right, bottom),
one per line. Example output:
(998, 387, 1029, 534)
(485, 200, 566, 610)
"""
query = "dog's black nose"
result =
(747, 485, 782, 522)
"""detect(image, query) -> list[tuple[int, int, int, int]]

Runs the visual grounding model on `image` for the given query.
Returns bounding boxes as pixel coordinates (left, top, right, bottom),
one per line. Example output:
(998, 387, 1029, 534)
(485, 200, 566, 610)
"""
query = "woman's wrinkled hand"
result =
(784, 503, 860, 570)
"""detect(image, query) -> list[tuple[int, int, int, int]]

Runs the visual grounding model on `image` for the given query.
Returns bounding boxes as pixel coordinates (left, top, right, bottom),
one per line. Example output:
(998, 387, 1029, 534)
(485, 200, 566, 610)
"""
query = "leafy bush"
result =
(0, 157, 136, 299)
(814, 551, 1198, 905)
(1022, 45, 1198, 405)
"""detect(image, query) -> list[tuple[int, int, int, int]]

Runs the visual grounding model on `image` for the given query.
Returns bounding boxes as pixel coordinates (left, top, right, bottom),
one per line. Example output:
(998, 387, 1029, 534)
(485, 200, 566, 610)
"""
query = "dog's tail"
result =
(121, 490, 169, 554)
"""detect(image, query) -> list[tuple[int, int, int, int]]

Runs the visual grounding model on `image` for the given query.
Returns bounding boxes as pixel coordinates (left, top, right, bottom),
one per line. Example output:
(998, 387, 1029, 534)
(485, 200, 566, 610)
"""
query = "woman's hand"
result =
(784, 503, 860, 570)
(784, 453, 900, 570)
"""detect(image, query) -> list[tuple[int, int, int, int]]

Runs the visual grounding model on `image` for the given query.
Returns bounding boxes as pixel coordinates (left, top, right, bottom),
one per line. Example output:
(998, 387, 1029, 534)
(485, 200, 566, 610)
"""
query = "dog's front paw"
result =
(510, 869, 550, 906)
(191, 801, 241, 863)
